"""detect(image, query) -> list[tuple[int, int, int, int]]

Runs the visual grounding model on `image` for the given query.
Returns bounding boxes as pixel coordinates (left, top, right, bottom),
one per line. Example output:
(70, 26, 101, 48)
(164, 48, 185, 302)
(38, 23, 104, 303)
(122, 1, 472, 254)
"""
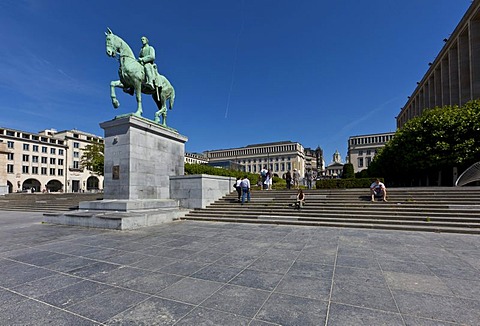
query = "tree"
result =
(342, 163, 355, 179)
(81, 143, 104, 176)
(369, 100, 480, 186)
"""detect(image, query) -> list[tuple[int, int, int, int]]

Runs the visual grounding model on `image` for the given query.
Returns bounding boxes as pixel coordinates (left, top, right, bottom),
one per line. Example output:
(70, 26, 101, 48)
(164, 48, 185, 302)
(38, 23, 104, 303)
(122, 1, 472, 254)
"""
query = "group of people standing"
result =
(285, 169, 301, 190)
(234, 176, 251, 204)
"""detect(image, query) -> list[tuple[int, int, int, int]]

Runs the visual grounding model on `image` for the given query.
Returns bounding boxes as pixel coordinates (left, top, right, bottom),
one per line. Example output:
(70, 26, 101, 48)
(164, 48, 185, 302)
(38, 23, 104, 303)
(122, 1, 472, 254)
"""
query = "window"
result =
(358, 158, 364, 168)
(32, 156, 38, 163)
(58, 169, 64, 176)
(41, 167, 47, 175)
(7, 165, 14, 173)
(32, 167, 38, 174)
(58, 159, 64, 165)
(58, 149, 64, 155)
(366, 157, 372, 167)
(33, 145, 39, 152)
(73, 142, 80, 148)
(7, 141, 14, 149)
(7, 153, 13, 160)
(41, 157, 47, 164)
(50, 158, 56, 165)
(23, 144, 29, 151)
(358, 150, 363, 156)
(50, 168, 55, 175)
(22, 166, 29, 174)
(73, 161, 79, 169)
(73, 151, 80, 158)
(22, 154, 29, 162)
(50, 148, 56, 154)
(366, 150, 371, 156)
(41, 146, 47, 153)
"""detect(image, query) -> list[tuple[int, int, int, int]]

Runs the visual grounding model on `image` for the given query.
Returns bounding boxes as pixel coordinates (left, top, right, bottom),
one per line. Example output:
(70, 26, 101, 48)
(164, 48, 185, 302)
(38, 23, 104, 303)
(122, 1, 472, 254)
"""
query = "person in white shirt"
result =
(240, 176, 251, 204)
(370, 179, 387, 202)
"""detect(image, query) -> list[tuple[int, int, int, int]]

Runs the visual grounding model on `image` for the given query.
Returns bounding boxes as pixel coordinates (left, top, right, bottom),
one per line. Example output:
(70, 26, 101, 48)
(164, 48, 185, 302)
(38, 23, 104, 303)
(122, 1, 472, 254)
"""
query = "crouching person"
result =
(370, 178, 387, 202)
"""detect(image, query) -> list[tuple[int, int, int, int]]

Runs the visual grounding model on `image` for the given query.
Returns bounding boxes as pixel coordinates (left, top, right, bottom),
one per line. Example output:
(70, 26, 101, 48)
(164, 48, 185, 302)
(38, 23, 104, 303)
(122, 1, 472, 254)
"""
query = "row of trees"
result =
(363, 100, 480, 186)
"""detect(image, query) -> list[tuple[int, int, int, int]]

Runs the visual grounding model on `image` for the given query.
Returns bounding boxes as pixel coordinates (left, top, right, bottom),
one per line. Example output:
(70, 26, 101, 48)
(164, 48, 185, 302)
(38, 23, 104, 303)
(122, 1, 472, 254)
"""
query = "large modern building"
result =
(348, 132, 395, 173)
(0, 127, 104, 193)
(397, 0, 480, 128)
(203, 141, 324, 179)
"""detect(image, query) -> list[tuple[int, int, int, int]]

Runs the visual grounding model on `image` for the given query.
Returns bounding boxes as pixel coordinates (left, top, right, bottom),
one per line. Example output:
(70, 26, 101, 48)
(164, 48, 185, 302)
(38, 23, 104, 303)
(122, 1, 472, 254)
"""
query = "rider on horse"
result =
(138, 36, 157, 91)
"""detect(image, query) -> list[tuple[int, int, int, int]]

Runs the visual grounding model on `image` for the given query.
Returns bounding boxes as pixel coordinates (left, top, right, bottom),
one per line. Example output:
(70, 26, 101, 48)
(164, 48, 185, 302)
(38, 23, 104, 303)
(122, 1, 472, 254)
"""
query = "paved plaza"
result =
(0, 211, 479, 325)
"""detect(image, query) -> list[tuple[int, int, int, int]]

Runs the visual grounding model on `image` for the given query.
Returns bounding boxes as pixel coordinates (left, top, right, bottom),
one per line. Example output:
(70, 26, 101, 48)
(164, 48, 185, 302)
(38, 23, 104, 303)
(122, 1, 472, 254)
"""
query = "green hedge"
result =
(185, 164, 259, 184)
(316, 178, 383, 189)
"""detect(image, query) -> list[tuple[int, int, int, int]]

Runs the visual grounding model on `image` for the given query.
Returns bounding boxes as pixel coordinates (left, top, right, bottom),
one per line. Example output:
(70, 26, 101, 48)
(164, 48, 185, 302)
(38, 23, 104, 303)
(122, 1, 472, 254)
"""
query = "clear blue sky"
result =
(0, 0, 472, 164)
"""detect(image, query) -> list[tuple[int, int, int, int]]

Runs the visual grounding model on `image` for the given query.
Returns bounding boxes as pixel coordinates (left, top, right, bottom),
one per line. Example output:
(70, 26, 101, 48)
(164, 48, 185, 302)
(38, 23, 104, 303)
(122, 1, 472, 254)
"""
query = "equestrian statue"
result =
(105, 28, 175, 127)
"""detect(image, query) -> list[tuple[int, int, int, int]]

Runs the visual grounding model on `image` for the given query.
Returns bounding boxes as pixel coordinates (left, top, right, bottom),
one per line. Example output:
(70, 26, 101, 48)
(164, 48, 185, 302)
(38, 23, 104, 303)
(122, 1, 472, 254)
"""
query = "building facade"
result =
(0, 127, 104, 193)
(184, 152, 208, 165)
(397, 0, 480, 128)
(54, 129, 104, 193)
(204, 141, 306, 178)
(348, 132, 395, 173)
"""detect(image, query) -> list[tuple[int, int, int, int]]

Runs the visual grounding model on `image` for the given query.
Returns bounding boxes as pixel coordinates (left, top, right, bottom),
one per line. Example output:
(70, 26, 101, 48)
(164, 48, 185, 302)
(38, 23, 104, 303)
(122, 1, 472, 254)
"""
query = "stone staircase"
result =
(182, 187, 480, 234)
(0, 193, 104, 212)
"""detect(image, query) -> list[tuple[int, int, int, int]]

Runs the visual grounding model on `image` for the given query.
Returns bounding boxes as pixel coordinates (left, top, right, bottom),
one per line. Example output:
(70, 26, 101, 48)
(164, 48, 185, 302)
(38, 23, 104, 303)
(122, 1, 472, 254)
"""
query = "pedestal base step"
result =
(43, 208, 189, 230)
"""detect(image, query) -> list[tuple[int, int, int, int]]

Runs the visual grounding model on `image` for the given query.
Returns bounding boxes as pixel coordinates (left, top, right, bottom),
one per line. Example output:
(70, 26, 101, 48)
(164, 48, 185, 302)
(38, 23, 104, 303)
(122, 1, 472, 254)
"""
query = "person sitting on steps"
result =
(370, 178, 387, 202)
(295, 189, 305, 209)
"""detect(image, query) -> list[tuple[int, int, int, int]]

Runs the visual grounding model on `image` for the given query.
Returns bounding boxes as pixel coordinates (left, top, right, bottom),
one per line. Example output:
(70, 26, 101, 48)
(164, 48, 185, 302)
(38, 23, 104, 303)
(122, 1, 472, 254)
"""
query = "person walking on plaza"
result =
(234, 177, 242, 202)
(305, 168, 313, 189)
(265, 170, 273, 190)
(240, 176, 251, 204)
(370, 178, 387, 202)
(293, 169, 300, 189)
(285, 170, 292, 189)
(260, 167, 268, 190)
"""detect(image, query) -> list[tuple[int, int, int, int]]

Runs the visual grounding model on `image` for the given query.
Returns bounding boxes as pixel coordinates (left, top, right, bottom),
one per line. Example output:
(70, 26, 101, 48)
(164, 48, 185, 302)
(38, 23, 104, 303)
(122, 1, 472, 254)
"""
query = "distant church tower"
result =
(333, 150, 342, 164)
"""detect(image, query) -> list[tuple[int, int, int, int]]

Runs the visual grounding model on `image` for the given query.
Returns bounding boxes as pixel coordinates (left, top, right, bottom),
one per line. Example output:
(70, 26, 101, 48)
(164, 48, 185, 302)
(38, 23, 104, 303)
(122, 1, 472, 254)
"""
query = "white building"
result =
(347, 132, 395, 173)
(0, 127, 104, 193)
(204, 141, 307, 178)
(185, 152, 208, 165)
(325, 150, 344, 178)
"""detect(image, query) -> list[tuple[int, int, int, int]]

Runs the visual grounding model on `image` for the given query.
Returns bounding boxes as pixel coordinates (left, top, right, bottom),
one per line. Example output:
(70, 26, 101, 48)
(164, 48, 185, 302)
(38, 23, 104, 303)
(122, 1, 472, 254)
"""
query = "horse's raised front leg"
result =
(134, 83, 143, 117)
(110, 80, 123, 109)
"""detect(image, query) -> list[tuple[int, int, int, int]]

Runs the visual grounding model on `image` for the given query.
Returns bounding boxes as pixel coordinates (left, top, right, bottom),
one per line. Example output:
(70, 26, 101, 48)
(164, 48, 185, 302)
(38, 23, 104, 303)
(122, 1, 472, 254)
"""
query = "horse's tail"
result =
(169, 87, 175, 110)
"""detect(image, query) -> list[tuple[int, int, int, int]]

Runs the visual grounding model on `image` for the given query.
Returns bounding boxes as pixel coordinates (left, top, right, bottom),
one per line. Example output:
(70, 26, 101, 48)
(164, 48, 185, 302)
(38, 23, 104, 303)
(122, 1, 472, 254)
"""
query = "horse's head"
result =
(105, 28, 118, 58)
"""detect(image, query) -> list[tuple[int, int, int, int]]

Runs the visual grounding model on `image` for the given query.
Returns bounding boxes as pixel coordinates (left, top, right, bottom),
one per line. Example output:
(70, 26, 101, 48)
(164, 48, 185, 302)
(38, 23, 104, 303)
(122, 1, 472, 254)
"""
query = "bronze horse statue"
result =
(105, 28, 175, 126)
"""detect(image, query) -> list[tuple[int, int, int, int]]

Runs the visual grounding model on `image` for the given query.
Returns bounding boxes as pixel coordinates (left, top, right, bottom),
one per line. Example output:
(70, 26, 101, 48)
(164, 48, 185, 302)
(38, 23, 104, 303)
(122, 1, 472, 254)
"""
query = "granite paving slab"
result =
(393, 289, 480, 325)
(200, 284, 270, 318)
(255, 293, 328, 326)
(175, 307, 251, 325)
(327, 302, 404, 326)
(158, 277, 224, 305)
(105, 296, 194, 325)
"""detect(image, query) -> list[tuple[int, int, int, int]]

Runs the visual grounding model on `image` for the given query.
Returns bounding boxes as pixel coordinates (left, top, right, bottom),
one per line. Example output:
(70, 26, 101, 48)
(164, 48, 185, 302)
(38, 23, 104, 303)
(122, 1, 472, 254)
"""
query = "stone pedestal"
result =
(102, 115, 187, 201)
(44, 115, 189, 229)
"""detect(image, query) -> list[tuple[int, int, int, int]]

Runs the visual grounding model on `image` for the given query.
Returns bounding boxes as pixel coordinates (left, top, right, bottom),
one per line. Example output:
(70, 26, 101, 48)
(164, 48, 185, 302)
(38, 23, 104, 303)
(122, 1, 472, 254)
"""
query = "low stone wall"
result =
(170, 174, 235, 209)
